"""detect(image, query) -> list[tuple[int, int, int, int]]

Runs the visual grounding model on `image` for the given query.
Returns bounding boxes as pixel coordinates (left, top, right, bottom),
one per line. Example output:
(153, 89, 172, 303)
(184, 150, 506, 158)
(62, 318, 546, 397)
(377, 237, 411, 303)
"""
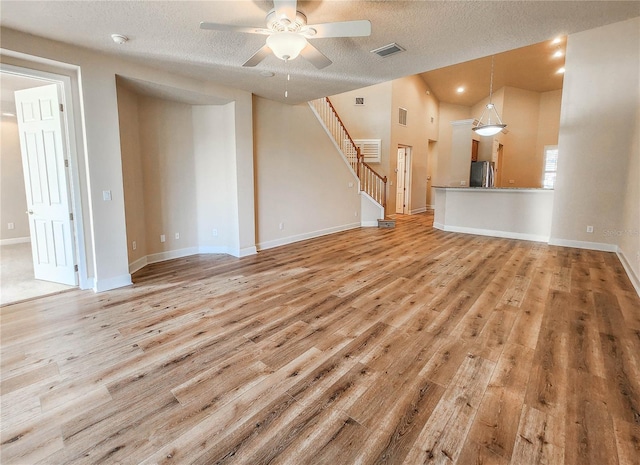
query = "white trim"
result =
(94, 274, 132, 292)
(0, 237, 30, 246)
(617, 249, 640, 297)
(238, 246, 257, 257)
(257, 222, 360, 251)
(1, 62, 91, 291)
(411, 207, 427, 215)
(128, 256, 148, 275)
(547, 238, 618, 252)
(361, 221, 379, 227)
(146, 247, 200, 265)
(435, 223, 550, 243)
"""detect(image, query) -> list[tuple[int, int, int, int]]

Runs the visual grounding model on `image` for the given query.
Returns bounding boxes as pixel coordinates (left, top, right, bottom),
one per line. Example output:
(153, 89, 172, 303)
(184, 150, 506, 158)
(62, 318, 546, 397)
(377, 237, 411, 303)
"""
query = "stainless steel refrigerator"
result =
(470, 161, 495, 187)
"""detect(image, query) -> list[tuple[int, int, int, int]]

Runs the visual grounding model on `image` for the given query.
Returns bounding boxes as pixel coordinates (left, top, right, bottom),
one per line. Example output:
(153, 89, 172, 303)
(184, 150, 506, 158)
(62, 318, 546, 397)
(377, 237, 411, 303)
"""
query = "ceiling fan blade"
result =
(300, 43, 332, 69)
(200, 22, 271, 35)
(302, 20, 371, 39)
(273, 0, 297, 23)
(243, 44, 272, 67)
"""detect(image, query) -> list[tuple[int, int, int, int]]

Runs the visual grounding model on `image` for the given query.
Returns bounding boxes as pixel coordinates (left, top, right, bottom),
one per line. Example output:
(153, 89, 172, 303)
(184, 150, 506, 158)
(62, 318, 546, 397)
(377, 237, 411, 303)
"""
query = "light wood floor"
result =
(2, 212, 639, 465)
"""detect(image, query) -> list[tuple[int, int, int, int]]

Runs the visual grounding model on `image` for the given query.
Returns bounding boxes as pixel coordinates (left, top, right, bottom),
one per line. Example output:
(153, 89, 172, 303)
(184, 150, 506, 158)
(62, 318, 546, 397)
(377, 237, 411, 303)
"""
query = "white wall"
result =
(0, 115, 29, 241)
(551, 16, 639, 284)
(193, 103, 241, 254)
(253, 97, 361, 249)
(435, 103, 472, 187)
(1, 27, 255, 290)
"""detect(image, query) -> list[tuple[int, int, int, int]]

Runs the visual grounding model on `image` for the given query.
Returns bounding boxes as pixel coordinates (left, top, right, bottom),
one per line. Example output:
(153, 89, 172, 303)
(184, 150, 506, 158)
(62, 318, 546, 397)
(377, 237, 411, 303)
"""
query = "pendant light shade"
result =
(473, 56, 507, 136)
(266, 32, 308, 61)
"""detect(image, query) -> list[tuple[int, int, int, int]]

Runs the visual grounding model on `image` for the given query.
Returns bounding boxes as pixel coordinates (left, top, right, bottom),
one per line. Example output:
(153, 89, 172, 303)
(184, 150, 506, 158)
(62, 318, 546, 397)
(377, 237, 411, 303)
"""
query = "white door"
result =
(15, 84, 77, 285)
(396, 147, 406, 214)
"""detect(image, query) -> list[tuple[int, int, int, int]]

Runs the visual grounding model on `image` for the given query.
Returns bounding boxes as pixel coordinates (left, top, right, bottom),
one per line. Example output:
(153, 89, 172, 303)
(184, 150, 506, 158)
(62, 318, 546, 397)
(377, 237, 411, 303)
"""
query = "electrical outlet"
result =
(160, 234, 165, 243)
(175, 233, 180, 239)
(132, 240, 137, 250)
(7, 222, 14, 230)
(212, 229, 218, 237)
(354, 211, 358, 217)
(279, 222, 284, 230)
(460, 181, 466, 186)
(348, 182, 354, 188)
(586, 225, 594, 233)
(509, 180, 515, 184)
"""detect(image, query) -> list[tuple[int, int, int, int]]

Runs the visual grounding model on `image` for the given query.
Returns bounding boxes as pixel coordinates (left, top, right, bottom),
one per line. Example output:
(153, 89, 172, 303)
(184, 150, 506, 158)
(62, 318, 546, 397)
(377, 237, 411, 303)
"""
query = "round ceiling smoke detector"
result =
(111, 34, 129, 44)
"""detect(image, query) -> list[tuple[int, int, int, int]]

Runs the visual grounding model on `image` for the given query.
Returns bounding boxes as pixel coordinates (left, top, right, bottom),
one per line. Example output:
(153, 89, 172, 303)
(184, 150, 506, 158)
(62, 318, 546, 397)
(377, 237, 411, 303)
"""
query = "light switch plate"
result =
(103, 190, 112, 201)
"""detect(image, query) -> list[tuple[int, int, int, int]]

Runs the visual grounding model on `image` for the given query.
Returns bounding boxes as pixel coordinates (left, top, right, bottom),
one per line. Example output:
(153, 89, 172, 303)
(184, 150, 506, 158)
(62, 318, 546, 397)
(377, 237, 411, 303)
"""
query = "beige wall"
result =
(391, 75, 438, 213)
(329, 81, 392, 173)
(552, 17, 640, 284)
(253, 97, 361, 249)
(1, 27, 255, 290)
(535, 89, 562, 169)
(138, 96, 198, 255)
(0, 116, 29, 241)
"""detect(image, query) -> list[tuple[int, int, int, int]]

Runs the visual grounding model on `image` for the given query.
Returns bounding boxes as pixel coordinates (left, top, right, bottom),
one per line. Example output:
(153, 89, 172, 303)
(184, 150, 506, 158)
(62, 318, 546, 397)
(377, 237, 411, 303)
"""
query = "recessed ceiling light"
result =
(552, 37, 562, 44)
(260, 71, 275, 77)
(2, 112, 16, 117)
(553, 50, 564, 58)
(557, 67, 566, 74)
(456, 86, 465, 93)
(111, 34, 129, 44)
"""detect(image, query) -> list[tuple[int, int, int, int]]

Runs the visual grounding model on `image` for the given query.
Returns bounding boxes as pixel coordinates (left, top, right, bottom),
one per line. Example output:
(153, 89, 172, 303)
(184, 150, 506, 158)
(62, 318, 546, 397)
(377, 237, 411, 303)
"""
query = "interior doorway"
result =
(0, 68, 82, 304)
(395, 145, 411, 215)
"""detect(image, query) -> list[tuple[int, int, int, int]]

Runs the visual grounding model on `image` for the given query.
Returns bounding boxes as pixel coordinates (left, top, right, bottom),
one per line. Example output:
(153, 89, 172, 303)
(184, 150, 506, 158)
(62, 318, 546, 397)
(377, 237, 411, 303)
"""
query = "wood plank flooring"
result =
(1, 212, 639, 464)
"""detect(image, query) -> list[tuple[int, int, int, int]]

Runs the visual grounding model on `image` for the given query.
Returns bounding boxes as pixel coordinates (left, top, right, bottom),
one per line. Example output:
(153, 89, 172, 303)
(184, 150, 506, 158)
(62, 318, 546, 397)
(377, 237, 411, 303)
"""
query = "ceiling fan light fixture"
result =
(266, 32, 308, 61)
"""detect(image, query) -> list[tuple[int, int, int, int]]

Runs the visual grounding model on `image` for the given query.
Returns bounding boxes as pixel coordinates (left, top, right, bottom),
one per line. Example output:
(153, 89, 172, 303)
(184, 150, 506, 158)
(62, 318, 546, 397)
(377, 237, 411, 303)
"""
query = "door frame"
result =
(396, 145, 412, 215)
(1, 63, 89, 289)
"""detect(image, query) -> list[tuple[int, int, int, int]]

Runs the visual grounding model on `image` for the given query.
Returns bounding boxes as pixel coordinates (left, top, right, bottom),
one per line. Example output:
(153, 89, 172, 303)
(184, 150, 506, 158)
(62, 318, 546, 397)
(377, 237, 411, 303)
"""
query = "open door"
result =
(14, 84, 77, 286)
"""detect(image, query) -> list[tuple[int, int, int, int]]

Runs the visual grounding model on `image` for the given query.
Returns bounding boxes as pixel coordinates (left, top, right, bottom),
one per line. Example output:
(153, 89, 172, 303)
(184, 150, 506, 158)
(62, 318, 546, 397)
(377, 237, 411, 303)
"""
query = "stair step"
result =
(378, 219, 396, 228)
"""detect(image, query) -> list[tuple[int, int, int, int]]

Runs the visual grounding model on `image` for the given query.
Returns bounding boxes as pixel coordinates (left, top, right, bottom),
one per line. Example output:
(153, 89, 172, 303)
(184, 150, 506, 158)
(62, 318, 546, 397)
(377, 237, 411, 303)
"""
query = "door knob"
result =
(28, 210, 34, 215)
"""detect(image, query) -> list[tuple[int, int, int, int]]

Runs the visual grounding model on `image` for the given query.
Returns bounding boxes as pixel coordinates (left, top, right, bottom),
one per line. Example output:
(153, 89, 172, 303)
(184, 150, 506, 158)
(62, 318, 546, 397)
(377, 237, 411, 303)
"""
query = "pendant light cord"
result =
(488, 55, 495, 103)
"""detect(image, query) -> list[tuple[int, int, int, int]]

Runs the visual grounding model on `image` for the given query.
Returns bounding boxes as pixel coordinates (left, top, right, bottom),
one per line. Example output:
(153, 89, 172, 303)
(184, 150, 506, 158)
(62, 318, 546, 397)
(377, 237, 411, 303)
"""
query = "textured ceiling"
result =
(1, 1, 638, 104)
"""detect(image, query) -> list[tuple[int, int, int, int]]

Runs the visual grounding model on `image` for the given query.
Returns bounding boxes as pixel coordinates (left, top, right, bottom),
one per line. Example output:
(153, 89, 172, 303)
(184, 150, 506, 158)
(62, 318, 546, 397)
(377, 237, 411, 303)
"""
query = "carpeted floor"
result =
(0, 242, 75, 306)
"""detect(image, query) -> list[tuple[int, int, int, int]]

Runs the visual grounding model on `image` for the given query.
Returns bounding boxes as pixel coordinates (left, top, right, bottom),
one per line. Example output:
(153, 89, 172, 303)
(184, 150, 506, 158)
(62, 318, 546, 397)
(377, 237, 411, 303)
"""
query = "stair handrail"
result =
(310, 97, 387, 208)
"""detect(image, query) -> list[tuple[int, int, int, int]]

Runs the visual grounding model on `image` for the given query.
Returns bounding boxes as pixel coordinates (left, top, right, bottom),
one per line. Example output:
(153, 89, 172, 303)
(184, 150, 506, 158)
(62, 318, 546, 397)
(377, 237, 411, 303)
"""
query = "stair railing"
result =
(310, 97, 387, 208)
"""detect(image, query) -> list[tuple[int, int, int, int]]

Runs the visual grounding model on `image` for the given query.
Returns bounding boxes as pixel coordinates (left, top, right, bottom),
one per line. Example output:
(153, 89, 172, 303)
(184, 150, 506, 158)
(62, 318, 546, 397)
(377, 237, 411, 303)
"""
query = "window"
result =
(543, 145, 558, 189)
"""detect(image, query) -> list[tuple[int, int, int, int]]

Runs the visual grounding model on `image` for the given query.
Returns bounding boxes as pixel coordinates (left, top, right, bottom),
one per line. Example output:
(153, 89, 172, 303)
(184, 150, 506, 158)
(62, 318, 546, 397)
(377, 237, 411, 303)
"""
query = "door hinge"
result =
(69, 213, 74, 221)
(64, 159, 69, 168)
(59, 103, 64, 112)
(74, 264, 78, 272)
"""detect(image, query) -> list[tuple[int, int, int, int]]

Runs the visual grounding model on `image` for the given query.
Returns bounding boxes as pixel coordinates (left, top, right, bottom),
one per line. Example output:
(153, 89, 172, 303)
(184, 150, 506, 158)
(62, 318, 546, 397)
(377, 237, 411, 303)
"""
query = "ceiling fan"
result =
(200, 0, 371, 69)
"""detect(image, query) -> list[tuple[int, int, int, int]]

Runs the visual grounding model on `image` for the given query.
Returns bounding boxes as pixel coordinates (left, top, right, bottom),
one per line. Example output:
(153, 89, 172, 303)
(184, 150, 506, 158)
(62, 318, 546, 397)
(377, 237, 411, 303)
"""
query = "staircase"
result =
(309, 97, 393, 227)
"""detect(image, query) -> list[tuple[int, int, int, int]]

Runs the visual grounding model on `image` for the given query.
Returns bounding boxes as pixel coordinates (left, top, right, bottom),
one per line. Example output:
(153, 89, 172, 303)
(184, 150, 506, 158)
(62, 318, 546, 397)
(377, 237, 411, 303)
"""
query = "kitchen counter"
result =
(433, 187, 554, 242)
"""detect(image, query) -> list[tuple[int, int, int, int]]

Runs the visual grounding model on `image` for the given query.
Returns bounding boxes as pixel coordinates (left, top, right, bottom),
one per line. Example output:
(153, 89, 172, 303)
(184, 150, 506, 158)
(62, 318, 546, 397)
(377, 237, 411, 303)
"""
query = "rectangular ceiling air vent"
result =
(370, 43, 406, 58)
(355, 97, 365, 106)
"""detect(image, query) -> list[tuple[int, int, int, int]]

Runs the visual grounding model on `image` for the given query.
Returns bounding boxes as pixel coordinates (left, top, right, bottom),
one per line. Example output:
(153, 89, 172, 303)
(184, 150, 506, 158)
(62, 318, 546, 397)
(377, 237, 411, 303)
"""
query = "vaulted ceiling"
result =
(1, 1, 638, 104)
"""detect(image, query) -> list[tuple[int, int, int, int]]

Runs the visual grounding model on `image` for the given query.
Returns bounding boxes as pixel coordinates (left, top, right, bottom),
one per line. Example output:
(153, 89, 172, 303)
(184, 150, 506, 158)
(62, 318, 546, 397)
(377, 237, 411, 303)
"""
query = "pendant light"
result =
(472, 56, 506, 137)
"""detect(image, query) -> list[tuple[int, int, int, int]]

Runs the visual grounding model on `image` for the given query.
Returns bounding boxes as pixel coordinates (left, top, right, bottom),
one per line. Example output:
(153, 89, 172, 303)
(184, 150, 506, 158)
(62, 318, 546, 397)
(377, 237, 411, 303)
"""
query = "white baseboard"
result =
(548, 238, 618, 252)
(361, 220, 379, 227)
(94, 274, 132, 292)
(435, 223, 549, 243)
(129, 256, 148, 274)
(411, 207, 427, 215)
(617, 248, 640, 297)
(257, 222, 360, 251)
(0, 237, 30, 246)
(238, 246, 257, 257)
